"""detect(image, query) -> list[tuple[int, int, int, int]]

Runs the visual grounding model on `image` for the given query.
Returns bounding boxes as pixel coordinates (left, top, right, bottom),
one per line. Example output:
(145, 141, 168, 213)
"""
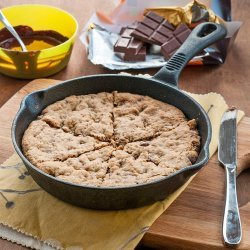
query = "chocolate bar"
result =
(131, 12, 175, 45)
(161, 23, 191, 59)
(114, 26, 144, 54)
(114, 12, 192, 61)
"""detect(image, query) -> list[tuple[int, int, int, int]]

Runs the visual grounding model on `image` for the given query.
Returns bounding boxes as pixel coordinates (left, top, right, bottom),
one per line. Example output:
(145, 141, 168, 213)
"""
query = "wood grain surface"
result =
(0, 79, 250, 250)
(0, 0, 249, 249)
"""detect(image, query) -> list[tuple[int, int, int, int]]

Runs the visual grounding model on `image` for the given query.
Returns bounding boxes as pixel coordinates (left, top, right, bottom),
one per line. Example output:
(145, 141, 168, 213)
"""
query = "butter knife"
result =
(218, 109, 242, 246)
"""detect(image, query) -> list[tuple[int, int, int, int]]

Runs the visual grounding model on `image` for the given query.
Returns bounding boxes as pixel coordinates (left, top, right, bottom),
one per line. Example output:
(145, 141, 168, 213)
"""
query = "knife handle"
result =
(223, 164, 242, 246)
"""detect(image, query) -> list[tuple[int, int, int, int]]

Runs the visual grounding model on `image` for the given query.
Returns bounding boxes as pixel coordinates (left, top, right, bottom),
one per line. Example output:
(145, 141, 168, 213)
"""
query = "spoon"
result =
(0, 10, 28, 52)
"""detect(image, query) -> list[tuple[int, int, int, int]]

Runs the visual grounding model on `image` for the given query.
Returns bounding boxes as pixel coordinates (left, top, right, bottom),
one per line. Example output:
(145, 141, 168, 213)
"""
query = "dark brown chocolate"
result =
(174, 24, 192, 42)
(114, 26, 144, 54)
(191, 4, 209, 23)
(161, 24, 191, 59)
(0, 25, 68, 50)
(122, 46, 147, 61)
(131, 12, 175, 45)
(114, 13, 192, 62)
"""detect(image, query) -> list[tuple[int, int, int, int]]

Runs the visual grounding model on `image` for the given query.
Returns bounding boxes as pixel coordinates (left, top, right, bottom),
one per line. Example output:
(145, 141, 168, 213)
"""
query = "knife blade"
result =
(218, 109, 237, 166)
(218, 108, 242, 246)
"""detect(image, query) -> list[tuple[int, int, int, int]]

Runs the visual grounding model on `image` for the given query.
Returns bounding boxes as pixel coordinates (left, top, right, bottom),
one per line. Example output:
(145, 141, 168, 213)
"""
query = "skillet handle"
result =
(152, 22, 227, 88)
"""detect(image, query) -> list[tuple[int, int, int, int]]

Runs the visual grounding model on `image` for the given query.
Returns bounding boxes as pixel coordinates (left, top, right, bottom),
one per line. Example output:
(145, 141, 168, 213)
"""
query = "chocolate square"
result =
(122, 46, 147, 61)
(161, 37, 181, 58)
(160, 24, 192, 59)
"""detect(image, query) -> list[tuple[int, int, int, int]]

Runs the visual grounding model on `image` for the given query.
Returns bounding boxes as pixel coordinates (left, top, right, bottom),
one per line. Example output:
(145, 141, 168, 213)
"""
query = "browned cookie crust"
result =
(22, 92, 200, 187)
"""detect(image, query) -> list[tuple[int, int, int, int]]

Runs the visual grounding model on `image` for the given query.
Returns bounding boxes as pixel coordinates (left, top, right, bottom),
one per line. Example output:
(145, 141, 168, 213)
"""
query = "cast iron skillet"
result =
(12, 22, 227, 210)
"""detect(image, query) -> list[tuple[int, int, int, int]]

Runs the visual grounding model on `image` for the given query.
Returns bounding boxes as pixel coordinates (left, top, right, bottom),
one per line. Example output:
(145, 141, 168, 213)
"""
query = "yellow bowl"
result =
(0, 5, 78, 79)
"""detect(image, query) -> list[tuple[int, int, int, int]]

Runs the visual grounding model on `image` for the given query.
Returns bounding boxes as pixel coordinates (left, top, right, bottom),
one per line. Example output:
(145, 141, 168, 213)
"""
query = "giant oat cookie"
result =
(22, 92, 200, 187)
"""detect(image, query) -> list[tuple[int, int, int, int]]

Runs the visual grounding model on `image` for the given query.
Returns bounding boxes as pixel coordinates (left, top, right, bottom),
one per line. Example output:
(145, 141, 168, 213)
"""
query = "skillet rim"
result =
(12, 74, 211, 191)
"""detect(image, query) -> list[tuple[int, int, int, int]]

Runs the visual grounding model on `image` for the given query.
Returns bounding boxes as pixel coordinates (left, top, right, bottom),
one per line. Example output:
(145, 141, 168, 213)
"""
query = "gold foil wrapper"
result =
(145, 0, 224, 27)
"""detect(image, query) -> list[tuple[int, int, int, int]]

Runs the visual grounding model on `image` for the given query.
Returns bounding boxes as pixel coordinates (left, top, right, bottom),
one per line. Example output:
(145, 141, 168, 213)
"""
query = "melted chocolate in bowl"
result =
(0, 25, 73, 79)
(0, 25, 68, 51)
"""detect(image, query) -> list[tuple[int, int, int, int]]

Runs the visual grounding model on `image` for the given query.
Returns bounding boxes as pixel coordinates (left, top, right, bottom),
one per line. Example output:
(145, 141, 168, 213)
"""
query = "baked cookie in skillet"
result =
(22, 92, 200, 187)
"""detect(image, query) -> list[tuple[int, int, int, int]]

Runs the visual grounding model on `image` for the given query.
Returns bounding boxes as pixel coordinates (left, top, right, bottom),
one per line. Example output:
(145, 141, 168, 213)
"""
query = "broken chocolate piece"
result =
(191, 4, 209, 23)
(131, 12, 175, 45)
(114, 26, 144, 54)
(114, 25, 147, 62)
(122, 46, 146, 61)
(161, 24, 191, 59)
(161, 37, 180, 58)
(190, 5, 209, 28)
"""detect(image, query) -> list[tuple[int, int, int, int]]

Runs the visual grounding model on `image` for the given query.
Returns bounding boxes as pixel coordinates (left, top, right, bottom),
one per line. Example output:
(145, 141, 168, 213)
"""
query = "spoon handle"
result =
(0, 10, 27, 52)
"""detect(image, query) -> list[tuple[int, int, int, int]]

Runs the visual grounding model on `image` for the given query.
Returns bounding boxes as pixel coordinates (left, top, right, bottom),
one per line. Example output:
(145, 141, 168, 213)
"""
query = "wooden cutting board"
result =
(0, 79, 249, 250)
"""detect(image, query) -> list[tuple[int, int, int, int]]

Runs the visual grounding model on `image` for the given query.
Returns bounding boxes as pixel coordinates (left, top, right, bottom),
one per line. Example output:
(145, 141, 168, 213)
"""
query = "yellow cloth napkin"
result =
(0, 92, 244, 250)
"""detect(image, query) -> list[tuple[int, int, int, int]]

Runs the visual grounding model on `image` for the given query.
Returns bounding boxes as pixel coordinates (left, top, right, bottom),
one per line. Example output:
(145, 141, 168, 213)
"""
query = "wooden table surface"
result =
(0, 0, 249, 249)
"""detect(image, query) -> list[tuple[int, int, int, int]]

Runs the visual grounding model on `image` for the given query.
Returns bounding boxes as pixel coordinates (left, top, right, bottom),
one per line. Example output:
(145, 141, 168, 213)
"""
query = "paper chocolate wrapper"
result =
(80, 0, 242, 70)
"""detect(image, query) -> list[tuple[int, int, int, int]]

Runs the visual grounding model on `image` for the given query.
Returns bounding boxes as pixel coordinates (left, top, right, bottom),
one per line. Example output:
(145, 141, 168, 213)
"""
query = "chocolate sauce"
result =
(0, 25, 68, 51)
